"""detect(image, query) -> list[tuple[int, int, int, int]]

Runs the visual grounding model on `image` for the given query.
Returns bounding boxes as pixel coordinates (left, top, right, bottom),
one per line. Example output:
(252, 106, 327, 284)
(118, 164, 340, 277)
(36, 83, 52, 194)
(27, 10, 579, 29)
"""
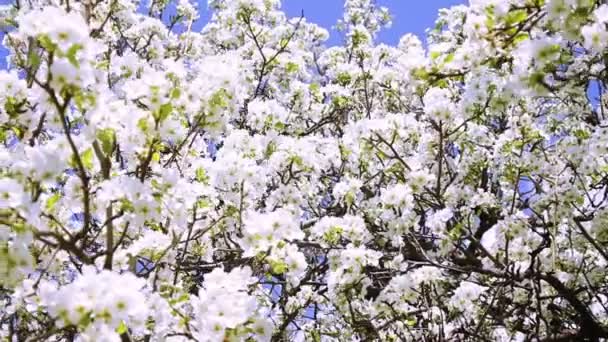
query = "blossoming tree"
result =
(1, 0, 608, 340)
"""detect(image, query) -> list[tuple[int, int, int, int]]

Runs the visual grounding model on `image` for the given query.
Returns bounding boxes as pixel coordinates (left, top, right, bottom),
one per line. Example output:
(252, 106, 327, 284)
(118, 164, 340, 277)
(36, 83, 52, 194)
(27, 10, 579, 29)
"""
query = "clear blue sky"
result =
(193, 0, 465, 45)
(274, 0, 464, 45)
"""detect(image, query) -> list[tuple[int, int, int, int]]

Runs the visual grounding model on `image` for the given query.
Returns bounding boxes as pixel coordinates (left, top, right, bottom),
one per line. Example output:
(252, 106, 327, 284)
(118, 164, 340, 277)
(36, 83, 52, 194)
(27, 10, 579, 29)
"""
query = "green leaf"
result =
(285, 62, 299, 74)
(195, 167, 209, 183)
(151, 151, 160, 163)
(444, 53, 454, 64)
(311, 330, 321, 342)
(116, 321, 128, 334)
(66, 44, 83, 68)
(97, 128, 115, 156)
(512, 32, 529, 45)
(273, 121, 285, 131)
(270, 260, 287, 274)
(323, 226, 344, 245)
(27, 49, 41, 71)
(170, 88, 181, 100)
(45, 193, 61, 211)
(209, 88, 230, 110)
(336, 72, 351, 86)
(4, 97, 20, 118)
(82, 148, 94, 170)
(152, 151, 161, 163)
(137, 117, 149, 133)
(504, 9, 527, 26)
(279, 38, 290, 48)
(573, 128, 590, 140)
(156, 103, 173, 123)
(96, 60, 110, 70)
(197, 198, 211, 209)
(72, 91, 94, 111)
(264, 141, 277, 158)
(224, 205, 239, 218)
(412, 68, 429, 80)
(168, 293, 190, 305)
(332, 96, 348, 109)
(537, 44, 561, 60)
(38, 35, 56, 52)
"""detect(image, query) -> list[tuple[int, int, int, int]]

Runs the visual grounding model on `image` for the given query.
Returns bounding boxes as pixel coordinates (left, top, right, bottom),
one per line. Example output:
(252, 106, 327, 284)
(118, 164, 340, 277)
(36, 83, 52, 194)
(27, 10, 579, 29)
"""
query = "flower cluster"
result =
(39, 267, 148, 340)
(191, 267, 271, 341)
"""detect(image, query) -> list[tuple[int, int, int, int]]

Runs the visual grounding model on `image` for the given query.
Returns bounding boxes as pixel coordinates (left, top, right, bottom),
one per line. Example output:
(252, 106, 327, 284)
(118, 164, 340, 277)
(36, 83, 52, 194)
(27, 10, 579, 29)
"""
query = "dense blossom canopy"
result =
(1, 0, 608, 340)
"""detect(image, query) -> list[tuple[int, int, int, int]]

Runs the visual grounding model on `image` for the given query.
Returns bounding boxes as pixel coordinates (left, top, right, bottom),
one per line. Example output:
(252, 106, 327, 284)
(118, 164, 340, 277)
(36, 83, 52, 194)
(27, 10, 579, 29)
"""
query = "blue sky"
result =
(273, 0, 464, 45)
(0, 0, 467, 44)
(0, 0, 465, 67)
(194, 0, 465, 45)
